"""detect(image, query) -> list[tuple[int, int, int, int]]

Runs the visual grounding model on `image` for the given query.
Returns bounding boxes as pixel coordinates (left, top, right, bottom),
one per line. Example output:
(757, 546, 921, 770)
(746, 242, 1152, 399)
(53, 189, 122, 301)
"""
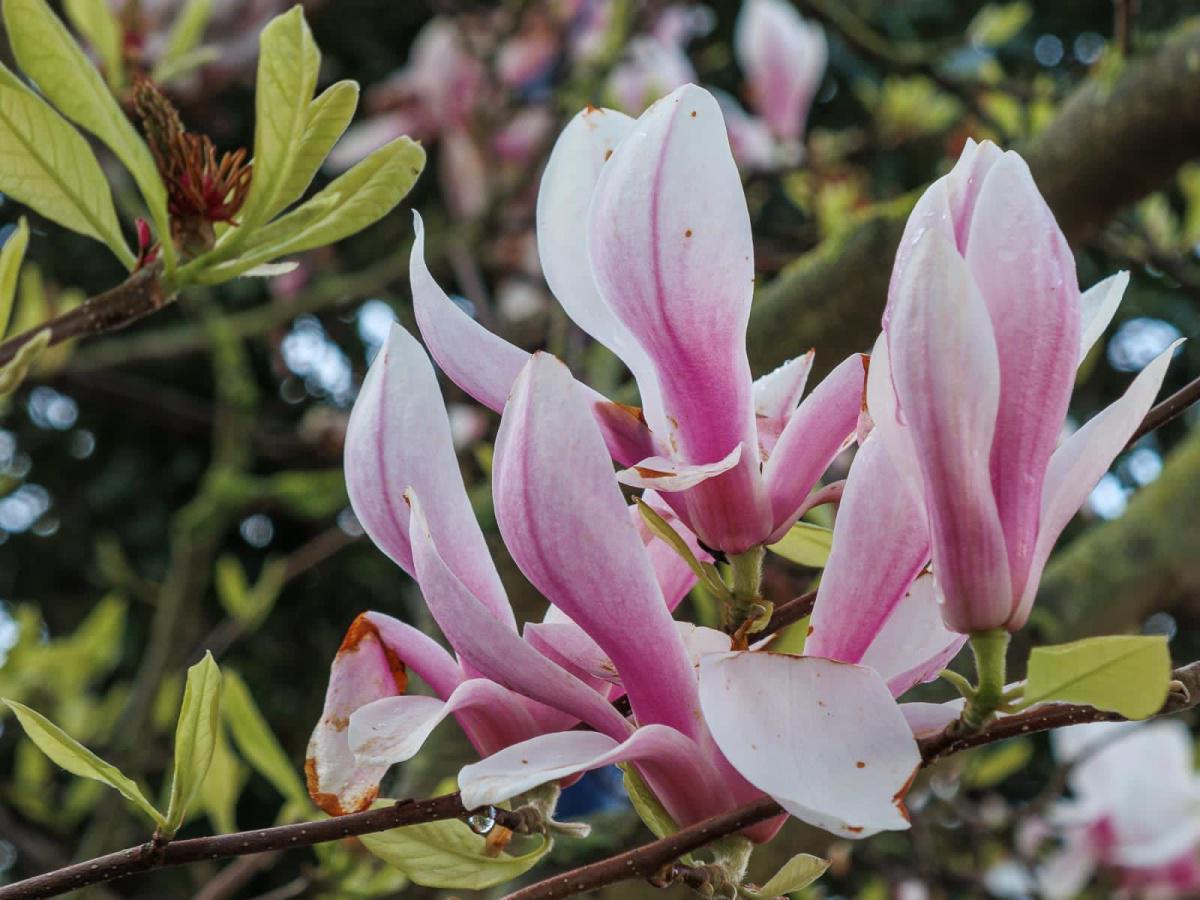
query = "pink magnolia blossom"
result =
(1038, 722, 1200, 898)
(871, 139, 1179, 633)
(412, 84, 865, 555)
(698, 432, 967, 838)
(606, 5, 710, 113)
(734, 0, 827, 148)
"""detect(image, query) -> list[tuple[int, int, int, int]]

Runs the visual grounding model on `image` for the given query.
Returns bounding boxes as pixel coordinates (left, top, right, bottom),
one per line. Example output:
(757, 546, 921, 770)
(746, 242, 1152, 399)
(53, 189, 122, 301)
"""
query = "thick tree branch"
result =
(0, 263, 171, 368)
(0, 793, 527, 900)
(747, 19, 1200, 376)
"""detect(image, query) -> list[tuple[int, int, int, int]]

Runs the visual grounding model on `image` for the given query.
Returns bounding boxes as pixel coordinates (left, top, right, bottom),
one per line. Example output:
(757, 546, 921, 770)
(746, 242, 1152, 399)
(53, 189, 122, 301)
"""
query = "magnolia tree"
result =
(1, 1, 1200, 899)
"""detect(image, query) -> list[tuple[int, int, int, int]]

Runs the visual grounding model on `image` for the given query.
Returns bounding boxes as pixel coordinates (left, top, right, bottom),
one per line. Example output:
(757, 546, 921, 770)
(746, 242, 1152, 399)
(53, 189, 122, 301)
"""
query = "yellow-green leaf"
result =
(619, 763, 678, 840)
(162, 0, 212, 65)
(359, 816, 552, 890)
(165, 651, 223, 834)
(194, 137, 424, 284)
(215, 554, 287, 632)
(221, 670, 306, 804)
(963, 738, 1033, 790)
(757, 853, 829, 897)
(198, 724, 244, 834)
(266, 79, 359, 219)
(3, 0, 170, 271)
(1022, 635, 1171, 719)
(967, 2, 1032, 48)
(62, 0, 123, 89)
(0, 329, 50, 397)
(236, 6, 321, 236)
(767, 521, 834, 568)
(1, 698, 165, 826)
(0, 80, 130, 266)
(0, 218, 30, 336)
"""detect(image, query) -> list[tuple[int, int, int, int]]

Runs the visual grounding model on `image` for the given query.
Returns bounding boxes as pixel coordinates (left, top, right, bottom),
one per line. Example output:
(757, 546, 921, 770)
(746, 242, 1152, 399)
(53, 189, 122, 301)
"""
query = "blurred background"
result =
(2, 0, 1200, 897)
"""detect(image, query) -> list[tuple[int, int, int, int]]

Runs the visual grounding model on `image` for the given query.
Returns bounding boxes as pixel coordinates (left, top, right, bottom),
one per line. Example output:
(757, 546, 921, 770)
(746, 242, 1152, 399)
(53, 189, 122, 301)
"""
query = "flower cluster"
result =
(310, 82, 1177, 846)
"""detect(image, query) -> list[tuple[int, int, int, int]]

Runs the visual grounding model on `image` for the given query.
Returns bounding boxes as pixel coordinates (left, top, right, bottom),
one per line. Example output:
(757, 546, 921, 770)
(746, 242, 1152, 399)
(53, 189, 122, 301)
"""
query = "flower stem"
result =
(961, 628, 1010, 730)
(727, 546, 765, 631)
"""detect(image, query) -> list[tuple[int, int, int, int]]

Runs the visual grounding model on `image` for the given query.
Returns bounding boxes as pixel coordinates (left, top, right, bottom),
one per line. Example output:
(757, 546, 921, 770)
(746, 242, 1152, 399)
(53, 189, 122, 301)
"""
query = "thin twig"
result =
(0, 794, 525, 900)
(1128, 372, 1200, 445)
(0, 263, 170, 367)
(508, 661, 1200, 900)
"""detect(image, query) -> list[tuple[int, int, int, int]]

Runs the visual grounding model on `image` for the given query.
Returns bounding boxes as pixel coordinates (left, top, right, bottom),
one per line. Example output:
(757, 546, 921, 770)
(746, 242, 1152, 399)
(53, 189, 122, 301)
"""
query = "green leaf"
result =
(198, 724, 244, 834)
(756, 853, 830, 897)
(1, 698, 165, 826)
(165, 651, 223, 834)
(0, 80, 130, 266)
(619, 763, 678, 840)
(0, 329, 50, 397)
(62, 0, 123, 89)
(215, 555, 286, 631)
(266, 79, 359, 220)
(2, 0, 170, 271)
(0, 217, 30, 336)
(358, 817, 552, 890)
(767, 521, 834, 568)
(162, 0, 212, 66)
(963, 738, 1033, 790)
(221, 670, 307, 804)
(235, 6, 321, 237)
(1022, 635, 1171, 719)
(967, 3, 1032, 48)
(193, 137, 425, 284)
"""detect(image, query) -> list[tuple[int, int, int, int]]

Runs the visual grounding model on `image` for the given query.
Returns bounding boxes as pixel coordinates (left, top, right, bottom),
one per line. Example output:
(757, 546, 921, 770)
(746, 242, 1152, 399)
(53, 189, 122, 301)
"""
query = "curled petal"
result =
(408, 490, 631, 741)
(459, 725, 737, 829)
(307, 613, 460, 816)
(888, 230, 1011, 632)
(349, 679, 543, 769)
(493, 354, 703, 740)
(617, 444, 741, 492)
(1012, 340, 1181, 629)
(345, 323, 513, 627)
(700, 652, 920, 838)
(764, 353, 866, 539)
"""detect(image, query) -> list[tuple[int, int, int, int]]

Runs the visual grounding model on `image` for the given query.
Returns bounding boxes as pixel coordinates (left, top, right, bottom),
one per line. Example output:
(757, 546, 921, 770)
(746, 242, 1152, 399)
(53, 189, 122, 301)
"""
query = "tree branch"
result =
(748, 19, 1200, 377)
(0, 263, 171, 368)
(0, 793, 527, 900)
(508, 660, 1200, 900)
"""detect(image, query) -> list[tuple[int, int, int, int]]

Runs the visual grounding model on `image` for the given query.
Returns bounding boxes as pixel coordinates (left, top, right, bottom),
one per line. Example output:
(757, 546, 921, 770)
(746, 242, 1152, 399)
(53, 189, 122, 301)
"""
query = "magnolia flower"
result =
(735, 0, 827, 148)
(411, 84, 865, 556)
(1038, 721, 1200, 898)
(606, 5, 711, 114)
(698, 432, 966, 837)
(869, 139, 1179, 634)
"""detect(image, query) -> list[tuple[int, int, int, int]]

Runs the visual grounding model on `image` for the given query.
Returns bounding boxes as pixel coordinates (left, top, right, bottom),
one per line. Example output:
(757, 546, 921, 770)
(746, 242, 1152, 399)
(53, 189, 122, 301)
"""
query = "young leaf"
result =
(221, 670, 307, 805)
(215, 555, 287, 631)
(619, 763, 678, 840)
(1022, 635, 1171, 719)
(756, 853, 830, 897)
(266, 80, 360, 220)
(767, 521, 834, 568)
(636, 497, 731, 600)
(193, 138, 425, 284)
(0, 218, 30, 336)
(62, 0, 123, 90)
(164, 651, 223, 834)
(2, 0, 171, 271)
(197, 724, 244, 835)
(161, 0, 213, 67)
(358, 817, 552, 889)
(0, 329, 51, 398)
(235, 6, 321, 237)
(1, 698, 165, 826)
(0, 81, 131, 267)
